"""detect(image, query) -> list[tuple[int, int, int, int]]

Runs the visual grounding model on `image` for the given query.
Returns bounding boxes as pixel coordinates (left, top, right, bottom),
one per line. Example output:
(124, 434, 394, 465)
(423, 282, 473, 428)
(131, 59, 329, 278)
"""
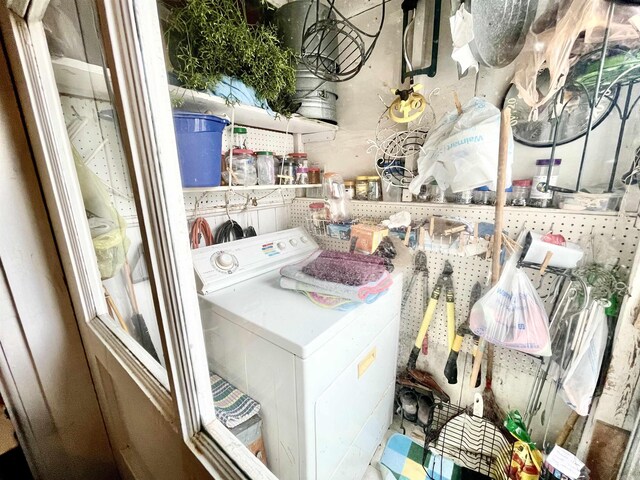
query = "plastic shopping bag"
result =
(408, 97, 513, 195)
(470, 252, 551, 356)
(559, 302, 608, 416)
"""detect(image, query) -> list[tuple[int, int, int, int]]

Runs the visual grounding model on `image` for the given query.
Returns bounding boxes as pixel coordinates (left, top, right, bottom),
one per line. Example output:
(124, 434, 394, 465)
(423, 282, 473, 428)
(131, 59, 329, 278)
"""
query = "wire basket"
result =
(301, 0, 385, 82)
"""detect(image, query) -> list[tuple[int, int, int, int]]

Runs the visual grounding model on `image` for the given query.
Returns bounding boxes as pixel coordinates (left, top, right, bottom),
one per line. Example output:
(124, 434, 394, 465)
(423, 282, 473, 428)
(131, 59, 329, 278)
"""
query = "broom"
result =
(123, 261, 160, 362)
(468, 107, 511, 426)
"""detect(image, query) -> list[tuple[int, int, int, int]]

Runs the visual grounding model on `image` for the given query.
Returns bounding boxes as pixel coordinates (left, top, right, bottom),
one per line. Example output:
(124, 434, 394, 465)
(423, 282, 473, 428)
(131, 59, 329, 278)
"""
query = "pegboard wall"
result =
(289, 199, 640, 383)
(61, 95, 137, 219)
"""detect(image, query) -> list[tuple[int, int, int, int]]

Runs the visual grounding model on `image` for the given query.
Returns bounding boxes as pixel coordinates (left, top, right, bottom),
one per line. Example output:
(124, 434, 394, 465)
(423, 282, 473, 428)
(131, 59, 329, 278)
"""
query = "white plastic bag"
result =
(559, 302, 608, 416)
(408, 97, 513, 195)
(470, 251, 551, 356)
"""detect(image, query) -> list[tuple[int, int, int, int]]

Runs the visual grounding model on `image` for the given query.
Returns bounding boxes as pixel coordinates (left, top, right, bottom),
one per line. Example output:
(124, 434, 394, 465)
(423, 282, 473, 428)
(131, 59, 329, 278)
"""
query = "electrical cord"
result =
(190, 217, 214, 249)
(215, 220, 245, 244)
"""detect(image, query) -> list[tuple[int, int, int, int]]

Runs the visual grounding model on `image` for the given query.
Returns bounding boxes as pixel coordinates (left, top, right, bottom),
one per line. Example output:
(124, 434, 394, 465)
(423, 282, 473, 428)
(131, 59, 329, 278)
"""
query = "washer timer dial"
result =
(210, 251, 238, 273)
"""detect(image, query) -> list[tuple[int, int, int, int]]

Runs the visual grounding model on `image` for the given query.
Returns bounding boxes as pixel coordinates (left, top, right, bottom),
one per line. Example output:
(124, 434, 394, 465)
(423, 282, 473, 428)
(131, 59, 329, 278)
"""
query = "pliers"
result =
(408, 261, 455, 369)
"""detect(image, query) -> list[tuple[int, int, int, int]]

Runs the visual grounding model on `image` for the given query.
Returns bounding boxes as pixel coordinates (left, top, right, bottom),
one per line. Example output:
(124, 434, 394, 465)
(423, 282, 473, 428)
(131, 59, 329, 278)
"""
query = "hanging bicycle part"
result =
(301, 0, 385, 82)
(401, 0, 442, 81)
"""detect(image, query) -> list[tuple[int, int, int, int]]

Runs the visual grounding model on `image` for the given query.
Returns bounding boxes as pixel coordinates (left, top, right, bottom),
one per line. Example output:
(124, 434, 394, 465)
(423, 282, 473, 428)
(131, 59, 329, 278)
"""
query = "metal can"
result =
(343, 180, 355, 199)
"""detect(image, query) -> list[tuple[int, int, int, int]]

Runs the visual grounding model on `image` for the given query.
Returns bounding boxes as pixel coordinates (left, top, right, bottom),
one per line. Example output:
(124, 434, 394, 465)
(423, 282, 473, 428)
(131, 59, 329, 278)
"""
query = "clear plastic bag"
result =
(559, 302, 608, 415)
(408, 97, 513, 194)
(470, 249, 551, 356)
(73, 148, 130, 279)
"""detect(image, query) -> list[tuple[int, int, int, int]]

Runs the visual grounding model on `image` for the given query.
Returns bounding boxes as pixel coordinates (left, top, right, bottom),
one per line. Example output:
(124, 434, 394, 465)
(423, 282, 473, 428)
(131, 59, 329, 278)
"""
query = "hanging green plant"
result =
(165, 0, 296, 115)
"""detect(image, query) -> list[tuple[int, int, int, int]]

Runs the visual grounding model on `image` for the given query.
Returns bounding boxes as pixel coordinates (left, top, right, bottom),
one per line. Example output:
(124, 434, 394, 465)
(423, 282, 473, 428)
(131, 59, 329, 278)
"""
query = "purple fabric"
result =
(318, 250, 393, 271)
(302, 252, 387, 286)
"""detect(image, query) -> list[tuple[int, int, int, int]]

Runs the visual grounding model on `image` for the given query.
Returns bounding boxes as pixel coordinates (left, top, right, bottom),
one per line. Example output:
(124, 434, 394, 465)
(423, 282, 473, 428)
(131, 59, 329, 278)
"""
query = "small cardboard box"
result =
(350, 224, 388, 253)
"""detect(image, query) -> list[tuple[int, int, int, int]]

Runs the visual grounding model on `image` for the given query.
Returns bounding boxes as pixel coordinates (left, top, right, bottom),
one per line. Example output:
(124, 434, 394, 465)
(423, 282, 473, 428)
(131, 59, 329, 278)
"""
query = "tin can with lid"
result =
(355, 176, 369, 200)
(367, 176, 382, 201)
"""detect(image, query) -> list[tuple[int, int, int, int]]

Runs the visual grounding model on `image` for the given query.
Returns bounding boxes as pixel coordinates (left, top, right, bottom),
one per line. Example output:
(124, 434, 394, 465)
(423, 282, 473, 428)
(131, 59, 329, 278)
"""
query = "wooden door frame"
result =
(2, 1, 276, 478)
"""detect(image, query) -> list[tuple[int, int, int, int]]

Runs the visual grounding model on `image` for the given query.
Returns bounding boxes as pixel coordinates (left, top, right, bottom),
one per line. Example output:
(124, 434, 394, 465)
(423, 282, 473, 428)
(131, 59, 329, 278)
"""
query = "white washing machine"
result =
(192, 228, 401, 480)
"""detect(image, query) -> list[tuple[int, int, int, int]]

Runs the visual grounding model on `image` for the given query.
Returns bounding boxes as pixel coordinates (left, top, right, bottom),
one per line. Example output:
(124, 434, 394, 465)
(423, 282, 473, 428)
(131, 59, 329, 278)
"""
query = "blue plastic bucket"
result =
(173, 112, 229, 187)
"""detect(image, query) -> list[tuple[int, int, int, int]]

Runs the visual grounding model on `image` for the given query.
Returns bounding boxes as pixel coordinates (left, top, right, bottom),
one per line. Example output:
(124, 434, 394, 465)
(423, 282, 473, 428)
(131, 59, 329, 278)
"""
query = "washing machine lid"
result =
(199, 269, 370, 358)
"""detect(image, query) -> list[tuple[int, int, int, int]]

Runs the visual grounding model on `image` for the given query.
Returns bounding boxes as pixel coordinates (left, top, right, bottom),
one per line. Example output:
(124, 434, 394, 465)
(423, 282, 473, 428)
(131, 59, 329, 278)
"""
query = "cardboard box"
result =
(350, 224, 388, 253)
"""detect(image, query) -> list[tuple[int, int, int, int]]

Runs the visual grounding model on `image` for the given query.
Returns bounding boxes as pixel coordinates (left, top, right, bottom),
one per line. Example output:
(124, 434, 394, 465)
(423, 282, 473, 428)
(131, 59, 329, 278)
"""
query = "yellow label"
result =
(358, 348, 377, 378)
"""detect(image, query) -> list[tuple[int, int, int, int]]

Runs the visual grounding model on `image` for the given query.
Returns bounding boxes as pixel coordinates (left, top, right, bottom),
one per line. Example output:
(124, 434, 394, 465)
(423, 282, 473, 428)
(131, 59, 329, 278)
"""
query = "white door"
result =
(0, 1, 259, 478)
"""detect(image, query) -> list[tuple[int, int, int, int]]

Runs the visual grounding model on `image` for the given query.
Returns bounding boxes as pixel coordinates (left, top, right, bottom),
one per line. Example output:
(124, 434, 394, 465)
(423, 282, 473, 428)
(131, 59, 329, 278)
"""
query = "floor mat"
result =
(380, 433, 461, 480)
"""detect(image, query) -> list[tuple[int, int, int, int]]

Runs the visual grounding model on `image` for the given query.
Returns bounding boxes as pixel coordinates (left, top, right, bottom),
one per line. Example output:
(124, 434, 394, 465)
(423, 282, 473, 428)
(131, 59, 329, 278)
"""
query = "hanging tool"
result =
(401, 250, 428, 308)
(443, 282, 482, 385)
(401, 0, 442, 81)
(123, 261, 160, 362)
(389, 84, 427, 123)
(407, 260, 455, 369)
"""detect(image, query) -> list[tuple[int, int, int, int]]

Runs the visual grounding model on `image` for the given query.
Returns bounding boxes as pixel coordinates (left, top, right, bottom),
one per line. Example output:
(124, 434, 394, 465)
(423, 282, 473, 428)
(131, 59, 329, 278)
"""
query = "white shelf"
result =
(183, 184, 322, 194)
(50, 58, 338, 136)
(169, 86, 338, 135)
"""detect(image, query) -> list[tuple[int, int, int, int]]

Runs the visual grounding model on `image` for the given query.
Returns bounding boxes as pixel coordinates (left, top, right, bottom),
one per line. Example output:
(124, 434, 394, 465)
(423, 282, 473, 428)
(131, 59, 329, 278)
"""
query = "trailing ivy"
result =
(165, 0, 296, 115)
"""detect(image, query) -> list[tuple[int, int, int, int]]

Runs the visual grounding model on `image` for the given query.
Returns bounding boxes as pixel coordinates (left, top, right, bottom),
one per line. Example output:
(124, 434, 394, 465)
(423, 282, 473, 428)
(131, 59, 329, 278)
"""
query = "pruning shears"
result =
(408, 261, 455, 369)
(444, 281, 483, 386)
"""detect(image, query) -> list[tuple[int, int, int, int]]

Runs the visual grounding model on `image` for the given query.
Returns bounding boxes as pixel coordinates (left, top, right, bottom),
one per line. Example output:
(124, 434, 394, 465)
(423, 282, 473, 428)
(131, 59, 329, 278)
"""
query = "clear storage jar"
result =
(530, 159, 562, 208)
(343, 180, 355, 199)
(355, 176, 369, 200)
(454, 189, 473, 204)
(511, 179, 532, 206)
(222, 149, 257, 186)
(473, 186, 494, 205)
(232, 126, 248, 149)
(429, 182, 446, 203)
(256, 151, 276, 185)
(367, 176, 382, 201)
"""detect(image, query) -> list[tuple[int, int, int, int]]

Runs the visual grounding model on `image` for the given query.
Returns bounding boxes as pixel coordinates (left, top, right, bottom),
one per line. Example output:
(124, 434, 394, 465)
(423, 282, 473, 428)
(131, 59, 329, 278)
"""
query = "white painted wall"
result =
(304, 0, 640, 200)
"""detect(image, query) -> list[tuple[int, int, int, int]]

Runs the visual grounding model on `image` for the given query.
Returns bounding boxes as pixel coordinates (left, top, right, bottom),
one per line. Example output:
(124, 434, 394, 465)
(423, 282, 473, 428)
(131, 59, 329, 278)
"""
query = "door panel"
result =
(0, 35, 117, 479)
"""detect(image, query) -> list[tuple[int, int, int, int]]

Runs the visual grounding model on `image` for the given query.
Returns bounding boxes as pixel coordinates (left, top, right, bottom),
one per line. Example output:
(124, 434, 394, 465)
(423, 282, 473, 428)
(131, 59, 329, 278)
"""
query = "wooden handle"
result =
(453, 91, 463, 115)
(556, 411, 580, 447)
(469, 341, 484, 388)
(469, 108, 511, 389)
(540, 251, 554, 275)
(123, 261, 140, 313)
(491, 108, 511, 283)
(104, 287, 129, 333)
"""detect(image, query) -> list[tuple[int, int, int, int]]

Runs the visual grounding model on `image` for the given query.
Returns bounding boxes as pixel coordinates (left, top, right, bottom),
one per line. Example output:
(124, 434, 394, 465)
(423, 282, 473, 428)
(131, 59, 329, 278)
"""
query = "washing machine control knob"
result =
(277, 241, 287, 250)
(212, 252, 237, 272)
(300, 236, 308, 243)
(289, 238, 298, 246)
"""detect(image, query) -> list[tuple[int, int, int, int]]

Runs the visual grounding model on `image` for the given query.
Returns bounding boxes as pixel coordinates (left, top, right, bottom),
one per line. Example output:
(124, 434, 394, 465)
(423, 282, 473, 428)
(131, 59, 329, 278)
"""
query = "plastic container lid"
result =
(367, 176, 380, 180)
(233, 127, 247, 133)
(287, 152, 308, 158)
(230, 149, 254, 155)
(513, 179, 533, 186)
(474, 186, 491, 191)
(536, 158, 562, 166)
(255, 151, 274, 155)
(308, 167, 321, 172)
(356, 176, 369, 180)
(309, 202, 325, 209)
(344, 180, 355, 185)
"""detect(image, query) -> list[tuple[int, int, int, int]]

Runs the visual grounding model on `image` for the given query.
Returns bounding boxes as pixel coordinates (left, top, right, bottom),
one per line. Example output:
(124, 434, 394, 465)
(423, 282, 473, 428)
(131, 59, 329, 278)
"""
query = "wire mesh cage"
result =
(301, 0, 385, 82)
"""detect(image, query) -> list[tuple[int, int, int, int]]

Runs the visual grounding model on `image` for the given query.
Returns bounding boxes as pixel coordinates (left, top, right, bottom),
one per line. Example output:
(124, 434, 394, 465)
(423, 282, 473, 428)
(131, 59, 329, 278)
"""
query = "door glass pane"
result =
(43, 1, 166, 367)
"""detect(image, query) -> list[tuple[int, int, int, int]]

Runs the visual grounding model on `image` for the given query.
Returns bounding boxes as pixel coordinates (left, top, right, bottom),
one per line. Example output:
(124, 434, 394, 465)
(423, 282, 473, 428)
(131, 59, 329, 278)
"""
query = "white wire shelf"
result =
(183, 184, 322, 194)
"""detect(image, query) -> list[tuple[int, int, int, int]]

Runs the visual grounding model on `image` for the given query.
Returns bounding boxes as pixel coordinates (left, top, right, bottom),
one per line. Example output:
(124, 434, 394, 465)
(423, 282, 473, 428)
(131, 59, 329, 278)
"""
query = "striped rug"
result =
(210, 373, 261, 429)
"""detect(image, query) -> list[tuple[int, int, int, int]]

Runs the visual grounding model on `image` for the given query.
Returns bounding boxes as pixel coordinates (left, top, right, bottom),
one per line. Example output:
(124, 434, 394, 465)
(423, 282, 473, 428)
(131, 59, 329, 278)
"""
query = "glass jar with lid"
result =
(232, 126, 248, 149)
(530, 158, 562, 208)
(355, 176, 369, 200)
(473, 186, 494, 205)
(296, 160, 309, 185)
(279, 153, 306, 185)
(343, 180, 355, 199)
(256, 151, 276, 185)
(308, 166, 322, 185)
(367, 176, 382, 201)
(222, 149, 257, 186)
(511, 179, 532, 206)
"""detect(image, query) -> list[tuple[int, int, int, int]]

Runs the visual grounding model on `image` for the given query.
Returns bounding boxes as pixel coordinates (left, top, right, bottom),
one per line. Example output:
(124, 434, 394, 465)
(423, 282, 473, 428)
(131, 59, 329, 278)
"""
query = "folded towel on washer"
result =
(280, 250, 393, 301)
(280, 276, 389, 304)
(316, 250, 394, 272)
(210, 372, 260, 429)
(302, 250, 389, 286)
